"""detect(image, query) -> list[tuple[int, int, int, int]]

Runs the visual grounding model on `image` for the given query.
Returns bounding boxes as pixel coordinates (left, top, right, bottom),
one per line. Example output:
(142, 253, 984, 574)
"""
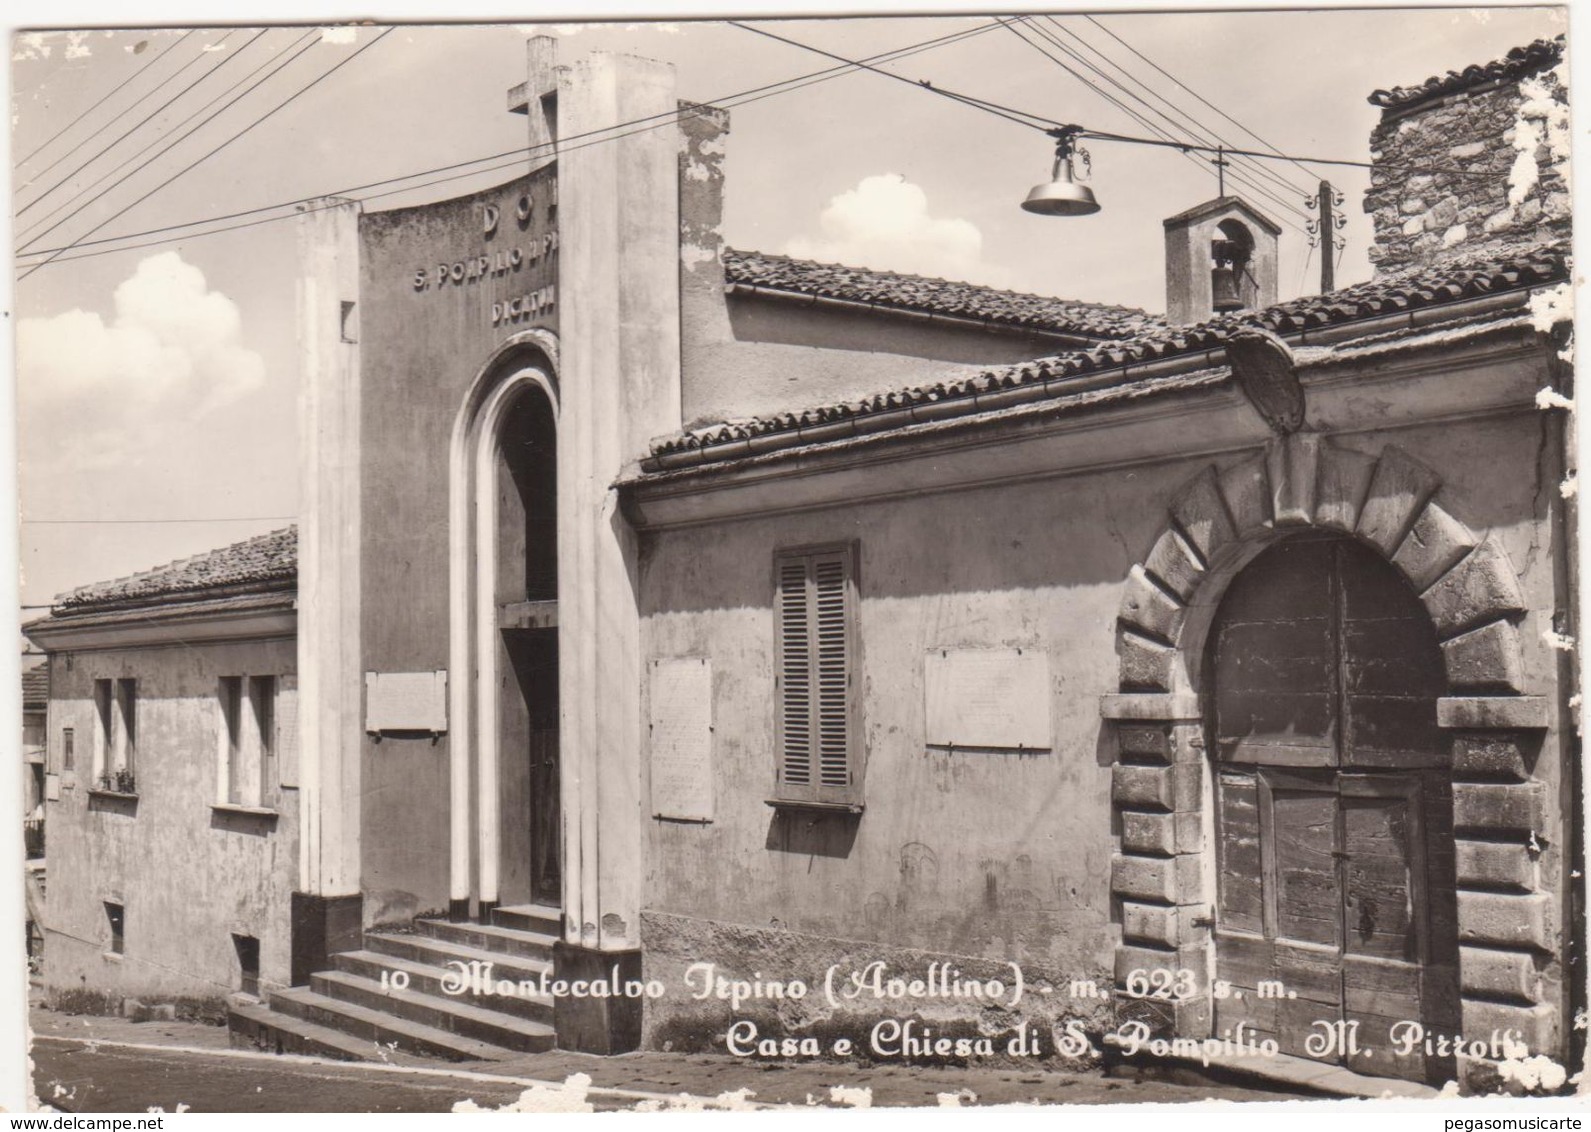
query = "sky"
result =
(6, 3, 1571, 613)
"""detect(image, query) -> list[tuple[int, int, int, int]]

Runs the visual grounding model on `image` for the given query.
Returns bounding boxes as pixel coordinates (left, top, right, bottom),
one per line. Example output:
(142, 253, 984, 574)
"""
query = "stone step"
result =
(492, 903, 562, 936)
(309, 969, 556, 1052)
(228, 1002, 382, 1063)
(267, 986, 520, 1061)
(416, 917, 558, 962)
(364, 930, 553, 981)
(332, 949, 554, 1024)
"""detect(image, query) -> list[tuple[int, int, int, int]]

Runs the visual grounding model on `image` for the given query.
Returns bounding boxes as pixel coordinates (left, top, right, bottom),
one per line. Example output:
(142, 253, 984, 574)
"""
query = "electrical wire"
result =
(1009, 19, 1312, 229)
(18, 29, 317, 261)
(21, 30, 394, 281)
(1020, 17, 1313, 223)
(17, 19, 1006, 272)
(18, 29, 319, 251)
(14, 30, 195, 171)
(15, 30, 258, 219)
(737, 19, 1486, 179)
(728, 19, 1063, 132)
(1039, 16, 1314, 207)
(1084, 14, 1334, 188)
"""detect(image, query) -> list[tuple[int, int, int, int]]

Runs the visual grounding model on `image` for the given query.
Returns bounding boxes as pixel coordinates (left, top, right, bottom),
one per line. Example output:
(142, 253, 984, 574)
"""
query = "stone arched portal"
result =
(1100, 433, 1558, 1078)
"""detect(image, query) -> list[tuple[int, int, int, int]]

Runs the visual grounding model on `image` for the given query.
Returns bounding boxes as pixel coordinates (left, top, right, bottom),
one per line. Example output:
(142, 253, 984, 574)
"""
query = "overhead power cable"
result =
(1007, 19, 1311, 231)
(1036, 16, 1314, 208)
(729, 19, 1063, 131)
(16, 30, 257, 218)
(20, 29, 394, 281)
(14, 30, 195, 171)
(734, 20, 1485, 176)
(19, 29, 319, 252)
(17, 20, 1004, 272)
(1084, 14, 1335, 187)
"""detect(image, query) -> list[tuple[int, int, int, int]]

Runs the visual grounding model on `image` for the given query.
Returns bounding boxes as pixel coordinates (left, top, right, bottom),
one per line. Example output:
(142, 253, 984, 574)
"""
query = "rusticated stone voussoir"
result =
(1357, 446, 1441, 556)
(1421, 535, 1528, 639)
(1394, 500, 1478, 592)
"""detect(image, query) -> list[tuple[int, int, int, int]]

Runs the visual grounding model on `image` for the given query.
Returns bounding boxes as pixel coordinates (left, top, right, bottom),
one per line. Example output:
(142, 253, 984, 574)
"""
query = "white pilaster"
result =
(296, 198, 364, 899)
(557, 52, 682, 949)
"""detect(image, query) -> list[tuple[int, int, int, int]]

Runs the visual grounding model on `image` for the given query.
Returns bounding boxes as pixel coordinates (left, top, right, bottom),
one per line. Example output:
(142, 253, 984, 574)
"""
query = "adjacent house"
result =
(23, 665, 47, 856)
(24, 528, 298, 1013)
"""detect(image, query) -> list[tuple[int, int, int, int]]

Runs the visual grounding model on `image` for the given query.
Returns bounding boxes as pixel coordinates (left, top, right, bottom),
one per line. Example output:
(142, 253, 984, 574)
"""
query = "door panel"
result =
(1341, 774, 1427, 1079)
(1266, 782, 1342, 949)
(1216, 770, 1264, 935)
(507, 627, 561, 907)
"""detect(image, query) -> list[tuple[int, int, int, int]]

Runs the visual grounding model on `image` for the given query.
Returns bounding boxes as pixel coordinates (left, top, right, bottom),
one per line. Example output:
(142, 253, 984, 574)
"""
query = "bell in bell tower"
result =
(1163, 197, 1280, 324)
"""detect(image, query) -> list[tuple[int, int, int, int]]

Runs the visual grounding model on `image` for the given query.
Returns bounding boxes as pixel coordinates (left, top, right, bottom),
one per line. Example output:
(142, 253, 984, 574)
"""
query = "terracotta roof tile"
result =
(1369, 36, 1564, 112)
(57, 526, 297, 611)
(22, 666, 47, 708)
(649, 240, 1568, 467)
(723, 248, 1162, 341)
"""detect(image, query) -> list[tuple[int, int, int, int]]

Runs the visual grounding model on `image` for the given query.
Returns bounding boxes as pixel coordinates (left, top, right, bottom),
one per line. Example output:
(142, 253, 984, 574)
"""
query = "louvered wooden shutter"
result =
(774, 547, 859, 805)
(813, 555, 850, 790)
(777, 557, 813, 788)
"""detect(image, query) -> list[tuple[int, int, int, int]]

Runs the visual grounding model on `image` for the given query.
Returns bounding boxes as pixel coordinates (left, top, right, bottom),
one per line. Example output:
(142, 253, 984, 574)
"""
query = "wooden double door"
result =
(1208, 534, 1459, 1083)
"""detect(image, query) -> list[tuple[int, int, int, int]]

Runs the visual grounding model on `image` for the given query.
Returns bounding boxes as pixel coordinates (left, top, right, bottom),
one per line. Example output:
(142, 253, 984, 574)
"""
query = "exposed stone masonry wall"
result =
(1366, 61, 1569, 274)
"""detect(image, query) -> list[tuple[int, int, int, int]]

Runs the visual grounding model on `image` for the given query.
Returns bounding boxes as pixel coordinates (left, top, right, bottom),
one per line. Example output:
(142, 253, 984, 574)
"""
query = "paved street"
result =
(32, 1039, 554, 1114)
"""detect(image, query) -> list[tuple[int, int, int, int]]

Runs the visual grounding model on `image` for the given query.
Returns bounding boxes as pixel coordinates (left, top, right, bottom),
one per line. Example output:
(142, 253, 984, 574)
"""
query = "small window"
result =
(233, 934, 261, 996)
(93, 679, 114, 781)
(116, 679, 137, 776)
(220, 676, 278, 808)
(772, 544, 863, 809)
(221, 677, 244, 804)
(252, 676, 277, 779)
(61, 727, 74, 773)
(105, 902, 125, 955)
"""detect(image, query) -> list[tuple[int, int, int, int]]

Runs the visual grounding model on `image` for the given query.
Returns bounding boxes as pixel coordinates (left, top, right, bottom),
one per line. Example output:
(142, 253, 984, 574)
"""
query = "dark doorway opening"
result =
(495, 387, 560, 911)
(233, 933, 261, 996)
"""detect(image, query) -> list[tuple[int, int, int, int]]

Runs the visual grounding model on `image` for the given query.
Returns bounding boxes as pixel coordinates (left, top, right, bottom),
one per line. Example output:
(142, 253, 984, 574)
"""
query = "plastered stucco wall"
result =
(635, 405, 1570, 1051)
(42, 637, 298, 1009)
(677, 109, 1094, 431)
(355, 168, 555, 925)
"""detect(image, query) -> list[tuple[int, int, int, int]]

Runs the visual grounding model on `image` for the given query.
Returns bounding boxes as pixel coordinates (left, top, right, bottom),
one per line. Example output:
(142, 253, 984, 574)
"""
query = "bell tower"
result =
(1163, 196, 1280, 324)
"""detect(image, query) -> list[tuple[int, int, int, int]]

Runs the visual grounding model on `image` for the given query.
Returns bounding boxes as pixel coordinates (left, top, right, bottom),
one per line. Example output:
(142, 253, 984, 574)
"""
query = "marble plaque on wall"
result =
(924, 648, 1051, 751)
(650, 657, 714, 821)
(364, 670, 448, 734)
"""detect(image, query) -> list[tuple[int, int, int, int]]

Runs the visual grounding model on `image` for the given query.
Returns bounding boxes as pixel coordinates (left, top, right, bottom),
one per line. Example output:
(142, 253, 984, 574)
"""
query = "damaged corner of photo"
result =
(10, 2, 1587, 1120)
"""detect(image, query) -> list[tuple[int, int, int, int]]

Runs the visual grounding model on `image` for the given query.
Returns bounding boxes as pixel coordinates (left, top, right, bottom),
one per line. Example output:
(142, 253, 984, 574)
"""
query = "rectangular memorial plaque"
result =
(364, 670, 448, 734)
(650, 657, 714, 821)
(924, 648, 1051, 751)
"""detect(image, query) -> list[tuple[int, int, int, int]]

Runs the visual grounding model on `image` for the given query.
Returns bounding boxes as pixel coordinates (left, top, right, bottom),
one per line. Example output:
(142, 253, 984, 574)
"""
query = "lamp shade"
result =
(1020, 148, 1100, 216)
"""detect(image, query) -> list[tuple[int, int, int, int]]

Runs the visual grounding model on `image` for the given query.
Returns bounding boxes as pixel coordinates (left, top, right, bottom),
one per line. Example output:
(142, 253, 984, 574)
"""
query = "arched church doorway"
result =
(491, 384, 560, 911)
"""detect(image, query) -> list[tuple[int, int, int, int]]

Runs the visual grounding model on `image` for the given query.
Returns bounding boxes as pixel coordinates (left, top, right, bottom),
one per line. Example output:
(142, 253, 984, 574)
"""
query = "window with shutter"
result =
(772, 544, 862, 810)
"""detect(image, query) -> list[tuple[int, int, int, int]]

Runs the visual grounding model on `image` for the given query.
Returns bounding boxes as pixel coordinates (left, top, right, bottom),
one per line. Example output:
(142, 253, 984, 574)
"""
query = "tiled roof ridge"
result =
(722, 247, 1164, 340)
(56, 525, 298, 611)
(1369, 35, 1565, 112)
(651, 239, 1568, 465)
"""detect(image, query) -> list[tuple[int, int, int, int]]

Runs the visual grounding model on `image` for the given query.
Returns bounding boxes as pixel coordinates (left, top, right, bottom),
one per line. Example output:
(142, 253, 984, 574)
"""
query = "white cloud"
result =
(18, 252, 266, 469)
(784, 174, 993, 283)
